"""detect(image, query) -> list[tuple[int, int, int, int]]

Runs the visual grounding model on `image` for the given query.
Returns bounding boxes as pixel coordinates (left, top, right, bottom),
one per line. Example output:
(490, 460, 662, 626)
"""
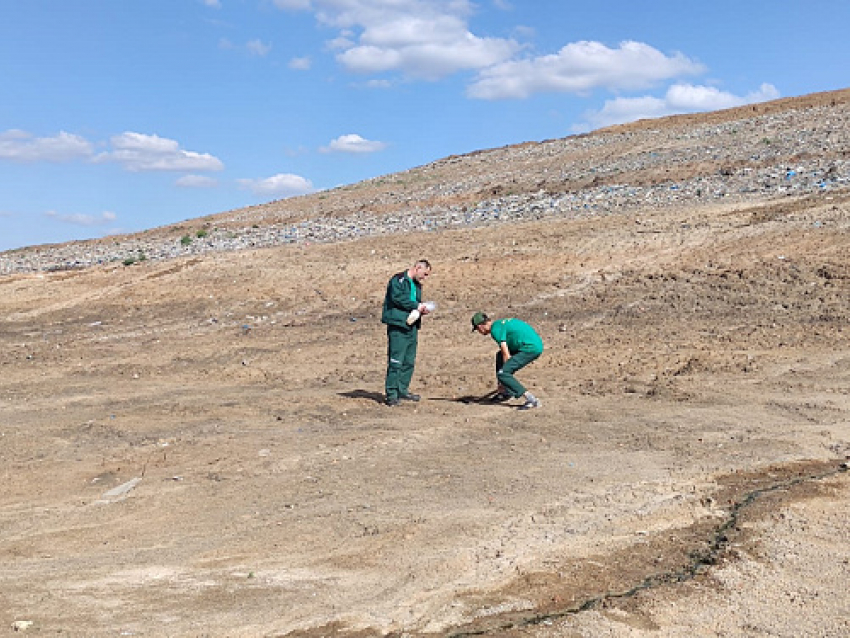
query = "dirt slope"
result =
(1, 94, 849, 637)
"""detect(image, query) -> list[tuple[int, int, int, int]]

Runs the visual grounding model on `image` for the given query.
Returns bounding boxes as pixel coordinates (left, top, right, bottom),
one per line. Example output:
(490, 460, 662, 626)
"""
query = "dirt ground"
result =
(1, 192, 848, 636)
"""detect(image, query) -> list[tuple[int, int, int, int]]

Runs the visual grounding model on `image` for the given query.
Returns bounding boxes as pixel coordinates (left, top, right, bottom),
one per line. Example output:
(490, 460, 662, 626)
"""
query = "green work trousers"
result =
(496, 349, 541, 398)
(385, 325, 418, 400)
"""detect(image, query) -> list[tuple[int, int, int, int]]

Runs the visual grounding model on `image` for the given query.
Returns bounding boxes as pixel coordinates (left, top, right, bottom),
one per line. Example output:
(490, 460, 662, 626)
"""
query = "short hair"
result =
(415, 259, 432, 270)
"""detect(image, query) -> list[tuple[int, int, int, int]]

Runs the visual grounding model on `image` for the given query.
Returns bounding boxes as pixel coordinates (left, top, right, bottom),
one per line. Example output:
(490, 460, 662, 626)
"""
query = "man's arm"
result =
(388, 276, 420, 312)
(499, 342, 511, 362)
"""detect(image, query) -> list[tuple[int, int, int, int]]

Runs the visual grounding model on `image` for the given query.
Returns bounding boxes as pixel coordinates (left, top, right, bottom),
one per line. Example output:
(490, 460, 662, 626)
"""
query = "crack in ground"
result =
(448, 461, 848, 638)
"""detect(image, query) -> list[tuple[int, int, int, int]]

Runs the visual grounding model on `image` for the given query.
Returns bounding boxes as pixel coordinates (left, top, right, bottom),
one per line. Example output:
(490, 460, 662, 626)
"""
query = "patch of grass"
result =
(122, 251, 147, 267)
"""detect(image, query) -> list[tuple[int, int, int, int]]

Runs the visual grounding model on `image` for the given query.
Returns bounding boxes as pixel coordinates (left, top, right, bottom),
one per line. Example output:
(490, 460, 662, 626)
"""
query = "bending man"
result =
(471, 312, 543, 410)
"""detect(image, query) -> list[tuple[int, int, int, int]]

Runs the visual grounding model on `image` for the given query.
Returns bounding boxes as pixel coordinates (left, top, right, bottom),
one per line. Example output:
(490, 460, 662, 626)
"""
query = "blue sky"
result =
(1, 0, 848, 252)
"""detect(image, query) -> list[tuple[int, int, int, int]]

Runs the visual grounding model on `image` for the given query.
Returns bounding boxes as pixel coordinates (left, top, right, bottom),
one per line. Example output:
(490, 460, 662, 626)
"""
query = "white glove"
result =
(406, 309, 421, 325)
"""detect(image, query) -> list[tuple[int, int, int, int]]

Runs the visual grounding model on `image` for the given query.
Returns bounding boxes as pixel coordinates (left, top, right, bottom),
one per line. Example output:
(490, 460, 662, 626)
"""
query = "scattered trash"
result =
(101, 477, 142, 500)
(11, 620, 34, 632)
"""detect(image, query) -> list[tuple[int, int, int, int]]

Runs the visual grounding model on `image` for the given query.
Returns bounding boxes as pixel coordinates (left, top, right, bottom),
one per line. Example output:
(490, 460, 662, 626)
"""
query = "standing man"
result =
(471, 312, 543, 410)
(382, 259, 432, 406)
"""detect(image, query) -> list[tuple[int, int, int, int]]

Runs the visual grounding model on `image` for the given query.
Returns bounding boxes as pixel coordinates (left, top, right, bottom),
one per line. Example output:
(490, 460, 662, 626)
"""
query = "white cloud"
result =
(201, 0, 221, 8)
(289, 56, 312, 70)
(575, 82, 782, 132)
(320, 133, 387, 154)
(0, 130, 94, 162)
(238, 173, 314, 197)
(468, 41, 705, 99)
(274, 0, 520, 80)
(337, 15, 519, 79)
(575, 96, 669, 131)
(45, 210, 117, 227)
(270, 1, 753, 112)
(665, 82, 780, 111)
(97, 132, 224, 172)
(270, 2, 705, 99)
(176, 174, 218, 188)
(247, 39, 272, 56)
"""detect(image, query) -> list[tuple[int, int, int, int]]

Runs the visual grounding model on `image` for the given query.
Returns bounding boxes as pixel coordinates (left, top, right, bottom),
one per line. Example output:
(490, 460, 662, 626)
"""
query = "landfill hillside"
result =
(1, 89, 848, 637)
(2, 87, 849, 273)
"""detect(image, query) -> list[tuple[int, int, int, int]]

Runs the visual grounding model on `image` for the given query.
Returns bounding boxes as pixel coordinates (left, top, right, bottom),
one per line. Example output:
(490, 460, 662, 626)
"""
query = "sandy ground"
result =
(1, 193, 848, 636)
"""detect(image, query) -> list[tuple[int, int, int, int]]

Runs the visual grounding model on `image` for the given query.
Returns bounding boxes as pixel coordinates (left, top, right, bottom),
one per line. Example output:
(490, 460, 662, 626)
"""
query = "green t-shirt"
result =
(407, 274, 418, 303)
(489, 318, 543, 354)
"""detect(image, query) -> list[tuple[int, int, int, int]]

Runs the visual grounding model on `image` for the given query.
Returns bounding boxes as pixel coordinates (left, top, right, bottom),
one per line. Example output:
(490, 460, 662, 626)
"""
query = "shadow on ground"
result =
(338, 389, 387, 404)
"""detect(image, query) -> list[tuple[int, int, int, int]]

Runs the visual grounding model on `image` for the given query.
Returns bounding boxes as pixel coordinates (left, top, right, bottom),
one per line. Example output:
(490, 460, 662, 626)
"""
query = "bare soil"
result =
(2, 113, 850, 636)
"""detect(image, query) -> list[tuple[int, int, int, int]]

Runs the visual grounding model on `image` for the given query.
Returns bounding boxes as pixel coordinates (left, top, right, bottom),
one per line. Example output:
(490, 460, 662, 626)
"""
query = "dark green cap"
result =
(471, 312, 488, 331)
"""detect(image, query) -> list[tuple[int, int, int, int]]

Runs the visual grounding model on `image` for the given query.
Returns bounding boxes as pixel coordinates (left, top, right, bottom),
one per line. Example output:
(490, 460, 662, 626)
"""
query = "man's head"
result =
(471, 311, 491, 334)
(409, 259, 432, 283)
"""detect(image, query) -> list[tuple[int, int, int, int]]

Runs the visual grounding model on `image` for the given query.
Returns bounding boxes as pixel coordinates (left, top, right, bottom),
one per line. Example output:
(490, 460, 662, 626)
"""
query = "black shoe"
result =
(386, 398, 400, 407)
(399, 393, 421, 402)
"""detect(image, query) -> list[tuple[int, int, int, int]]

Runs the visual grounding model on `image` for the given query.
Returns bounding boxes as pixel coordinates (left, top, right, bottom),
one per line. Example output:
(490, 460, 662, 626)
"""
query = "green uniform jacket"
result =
(381, 271, 422, 329)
